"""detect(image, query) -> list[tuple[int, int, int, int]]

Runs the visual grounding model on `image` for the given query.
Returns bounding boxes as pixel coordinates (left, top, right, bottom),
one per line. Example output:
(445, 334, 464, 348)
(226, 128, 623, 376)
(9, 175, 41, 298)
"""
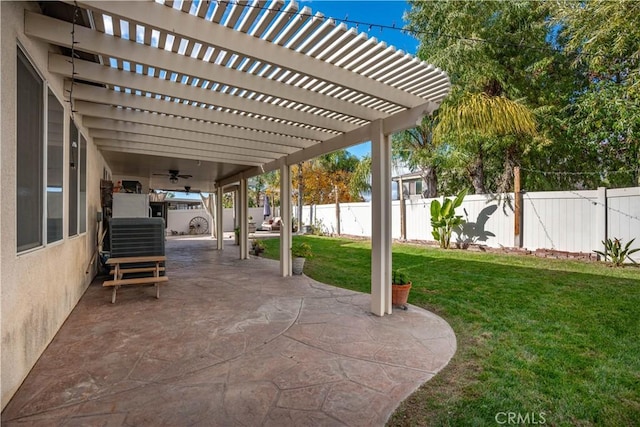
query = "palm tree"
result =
(318, 150, 359, 235)
(434, 91, 538, 194)
(393, 116, 440, 198)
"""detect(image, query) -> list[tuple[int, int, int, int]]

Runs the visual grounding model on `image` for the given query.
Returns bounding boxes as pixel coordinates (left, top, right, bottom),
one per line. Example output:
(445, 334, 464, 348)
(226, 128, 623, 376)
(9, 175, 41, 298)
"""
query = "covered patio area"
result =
(1, 237, 456, 426)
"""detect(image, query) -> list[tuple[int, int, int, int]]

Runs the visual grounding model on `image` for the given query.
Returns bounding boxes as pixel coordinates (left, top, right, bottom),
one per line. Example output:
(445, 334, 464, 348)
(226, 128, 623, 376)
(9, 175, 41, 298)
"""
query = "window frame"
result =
(46, 88, 65, 244)
(16, 46, 45, 253)
(68, 120, 87, 238)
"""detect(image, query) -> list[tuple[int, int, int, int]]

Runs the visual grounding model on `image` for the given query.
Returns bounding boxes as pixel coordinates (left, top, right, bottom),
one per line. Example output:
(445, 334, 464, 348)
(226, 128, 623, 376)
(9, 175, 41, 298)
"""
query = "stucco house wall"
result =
(1, 1, 108, 409)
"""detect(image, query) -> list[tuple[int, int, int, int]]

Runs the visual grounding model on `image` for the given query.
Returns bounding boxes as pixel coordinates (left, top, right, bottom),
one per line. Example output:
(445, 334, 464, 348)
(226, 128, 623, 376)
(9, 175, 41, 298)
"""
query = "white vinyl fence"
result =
(292, 187, 640, 262)
(167, 208, 213, 235)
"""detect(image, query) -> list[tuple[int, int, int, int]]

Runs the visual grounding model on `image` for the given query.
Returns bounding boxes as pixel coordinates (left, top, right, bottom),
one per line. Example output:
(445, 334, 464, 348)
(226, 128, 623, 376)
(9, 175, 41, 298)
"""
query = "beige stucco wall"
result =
(1, 1, 108, 409)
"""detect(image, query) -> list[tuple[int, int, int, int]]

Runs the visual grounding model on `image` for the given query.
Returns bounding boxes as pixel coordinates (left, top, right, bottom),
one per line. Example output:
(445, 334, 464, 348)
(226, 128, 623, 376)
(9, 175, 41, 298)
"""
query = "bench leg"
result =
(111, 286, 118, 304)
(155, 282, 160, 299)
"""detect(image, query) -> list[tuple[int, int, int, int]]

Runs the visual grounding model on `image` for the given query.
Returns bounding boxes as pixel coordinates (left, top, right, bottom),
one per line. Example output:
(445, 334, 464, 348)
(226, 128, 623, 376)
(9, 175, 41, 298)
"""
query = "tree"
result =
(349, 155, 372, 198)
(262, 170, 280, 207)
(248, 175, 266, 207)
(434, 92, 539, 193)
(392, 116, 440, 197)
(406, 0, 570, 194)
(292, 158, 361, 205)
(552, 0, 640, 187)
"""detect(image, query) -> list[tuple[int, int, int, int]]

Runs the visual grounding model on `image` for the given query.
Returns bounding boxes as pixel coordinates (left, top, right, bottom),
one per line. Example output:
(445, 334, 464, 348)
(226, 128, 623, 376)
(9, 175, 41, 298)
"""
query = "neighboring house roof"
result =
(27, 1, 449, 191)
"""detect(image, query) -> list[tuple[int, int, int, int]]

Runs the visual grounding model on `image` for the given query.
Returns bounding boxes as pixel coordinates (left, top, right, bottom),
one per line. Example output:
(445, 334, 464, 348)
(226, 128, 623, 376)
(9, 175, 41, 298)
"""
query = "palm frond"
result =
(435, 93, 537, 141)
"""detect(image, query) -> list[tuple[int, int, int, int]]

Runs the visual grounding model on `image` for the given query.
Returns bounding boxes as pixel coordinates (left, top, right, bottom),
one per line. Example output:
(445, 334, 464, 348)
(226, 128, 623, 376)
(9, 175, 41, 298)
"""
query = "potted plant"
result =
(391, 269, 412, 310)
(291, 242, 312, 275)
(250, 239, 265, 256)
(248, 216, 257, 233)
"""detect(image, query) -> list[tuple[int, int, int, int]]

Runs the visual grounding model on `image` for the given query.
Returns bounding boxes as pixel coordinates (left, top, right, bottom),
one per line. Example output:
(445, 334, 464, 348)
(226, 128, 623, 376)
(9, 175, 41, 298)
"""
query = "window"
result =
(47, 90, 64, 243)
(79, 133, 87, 233)
(68, 121, 79, 236)
(17, 49, 44, 252)
(415, 180, 423, 196)
(68, 121, 87, 236)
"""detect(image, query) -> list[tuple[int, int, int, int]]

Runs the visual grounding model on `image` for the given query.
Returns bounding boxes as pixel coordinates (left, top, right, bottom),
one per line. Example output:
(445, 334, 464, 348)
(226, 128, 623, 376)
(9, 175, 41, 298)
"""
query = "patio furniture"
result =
(260, 217, 282, 231)
(103, 256, 168, 303)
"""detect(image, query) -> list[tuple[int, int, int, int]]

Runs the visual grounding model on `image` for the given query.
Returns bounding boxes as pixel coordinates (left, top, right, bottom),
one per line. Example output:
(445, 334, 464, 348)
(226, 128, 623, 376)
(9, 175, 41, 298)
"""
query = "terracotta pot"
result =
(391, 282, 412, 306)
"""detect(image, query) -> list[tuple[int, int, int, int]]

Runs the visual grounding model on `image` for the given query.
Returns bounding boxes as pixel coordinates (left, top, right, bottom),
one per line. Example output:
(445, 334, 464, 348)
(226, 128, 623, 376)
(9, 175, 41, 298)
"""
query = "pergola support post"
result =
(216, 187, 224, 250)
(239, 178, 249, 259)
(280, 164, 292, 277)
(370, 119, 392, 316)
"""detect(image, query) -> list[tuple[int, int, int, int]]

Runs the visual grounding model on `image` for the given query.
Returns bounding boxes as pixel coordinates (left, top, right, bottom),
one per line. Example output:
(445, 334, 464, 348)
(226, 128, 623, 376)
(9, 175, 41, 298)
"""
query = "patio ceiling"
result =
(27, 0, 450, 192)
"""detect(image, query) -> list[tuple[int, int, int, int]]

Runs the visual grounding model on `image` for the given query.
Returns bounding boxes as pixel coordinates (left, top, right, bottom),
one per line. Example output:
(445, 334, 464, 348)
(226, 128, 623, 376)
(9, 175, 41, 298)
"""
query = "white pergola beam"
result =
(216, 101, 439, 187)
(68, 83, 331, 141)
(92, 130, 279, 161)
(74, 1, 428, 108)
(83, 117, 297, 156)
(97, 144, 262, 166)
(78, 102, 314, 149)
(50, 54, 355, 133)
(25, 11, 381, 122)
(95, 140, 266, 166)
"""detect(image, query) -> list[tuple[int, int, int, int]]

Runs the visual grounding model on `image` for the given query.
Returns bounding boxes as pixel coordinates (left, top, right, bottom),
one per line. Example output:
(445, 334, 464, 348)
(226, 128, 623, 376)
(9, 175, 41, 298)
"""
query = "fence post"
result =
(595, 187, 607, 257)
(398, 176, 406, 240)
(514, 166, 523, 248)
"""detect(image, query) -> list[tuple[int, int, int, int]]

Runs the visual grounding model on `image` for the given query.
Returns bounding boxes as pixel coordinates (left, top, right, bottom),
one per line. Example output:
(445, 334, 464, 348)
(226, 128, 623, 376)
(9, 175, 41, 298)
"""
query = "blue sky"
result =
(302, 1, 419, 53)
(303, 1, 419, 158)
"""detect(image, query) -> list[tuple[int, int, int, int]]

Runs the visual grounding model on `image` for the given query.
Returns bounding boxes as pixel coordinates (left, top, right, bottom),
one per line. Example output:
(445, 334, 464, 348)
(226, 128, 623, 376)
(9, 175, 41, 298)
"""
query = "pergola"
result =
(28, 0, 450, 316)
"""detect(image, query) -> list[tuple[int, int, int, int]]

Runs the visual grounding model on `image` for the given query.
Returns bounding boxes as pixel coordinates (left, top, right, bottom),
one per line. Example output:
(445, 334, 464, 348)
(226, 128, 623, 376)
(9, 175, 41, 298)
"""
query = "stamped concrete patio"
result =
(2, 237, 456, 426)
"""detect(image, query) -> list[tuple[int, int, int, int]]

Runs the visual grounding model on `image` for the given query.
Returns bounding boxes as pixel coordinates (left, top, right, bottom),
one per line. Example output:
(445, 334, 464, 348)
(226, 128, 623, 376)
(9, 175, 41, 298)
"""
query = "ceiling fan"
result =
(153, 169, 192, 184)
(183, 186, 202, 195)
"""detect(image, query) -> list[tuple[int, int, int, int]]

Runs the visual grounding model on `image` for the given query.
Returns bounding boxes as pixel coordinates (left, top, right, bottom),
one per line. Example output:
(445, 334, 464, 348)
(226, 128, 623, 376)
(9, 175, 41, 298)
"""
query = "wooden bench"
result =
(104, 255, 168, 303)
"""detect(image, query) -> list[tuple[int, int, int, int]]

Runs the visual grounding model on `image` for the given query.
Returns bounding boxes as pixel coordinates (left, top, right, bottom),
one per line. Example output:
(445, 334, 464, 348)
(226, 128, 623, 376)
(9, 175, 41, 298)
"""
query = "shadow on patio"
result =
(2, 237, 456, 426)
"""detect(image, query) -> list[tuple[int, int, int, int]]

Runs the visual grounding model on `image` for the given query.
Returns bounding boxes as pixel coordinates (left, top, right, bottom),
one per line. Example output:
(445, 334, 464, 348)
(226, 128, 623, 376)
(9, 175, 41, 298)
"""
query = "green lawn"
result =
(260, 235, 640, 426)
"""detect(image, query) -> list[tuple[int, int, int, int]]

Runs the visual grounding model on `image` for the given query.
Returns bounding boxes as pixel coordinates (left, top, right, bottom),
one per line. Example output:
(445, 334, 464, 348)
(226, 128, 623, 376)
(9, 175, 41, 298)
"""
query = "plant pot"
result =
(292, 257, 306, 275)
(392, 282, 412, 307)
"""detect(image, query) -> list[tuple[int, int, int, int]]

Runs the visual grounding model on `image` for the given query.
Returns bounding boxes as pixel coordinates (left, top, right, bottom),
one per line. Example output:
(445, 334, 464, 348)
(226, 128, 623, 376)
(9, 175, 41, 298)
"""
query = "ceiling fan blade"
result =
(178, 174, 193, 179)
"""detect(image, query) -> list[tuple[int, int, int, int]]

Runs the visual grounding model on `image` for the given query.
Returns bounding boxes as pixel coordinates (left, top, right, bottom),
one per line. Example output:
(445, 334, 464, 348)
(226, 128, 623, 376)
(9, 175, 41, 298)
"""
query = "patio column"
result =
(239, 178, 249, 259)
(216, 186, 224, 250)
(280, 164, 292, 276)
(370, 119, 392, 316)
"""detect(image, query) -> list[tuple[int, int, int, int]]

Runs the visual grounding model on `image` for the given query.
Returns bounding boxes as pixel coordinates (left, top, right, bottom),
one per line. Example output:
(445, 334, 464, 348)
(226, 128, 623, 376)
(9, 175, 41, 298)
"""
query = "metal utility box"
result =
(108, 218, 166, 277)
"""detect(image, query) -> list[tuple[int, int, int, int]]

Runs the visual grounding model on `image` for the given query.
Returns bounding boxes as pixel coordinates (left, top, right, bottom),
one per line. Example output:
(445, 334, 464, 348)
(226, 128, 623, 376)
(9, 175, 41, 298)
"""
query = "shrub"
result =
(392, 269, 410, 285)
(430, 189, 468, 249)
(291, 242, 313, 258)
(594, 238, 640, 267)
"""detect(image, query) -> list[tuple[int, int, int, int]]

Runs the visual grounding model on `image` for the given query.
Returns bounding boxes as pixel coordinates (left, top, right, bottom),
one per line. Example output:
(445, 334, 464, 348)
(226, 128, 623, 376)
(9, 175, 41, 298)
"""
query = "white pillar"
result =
(216, 187, 224, 250)
(370, 120, 392, 316)
(280, 164, 292, 276)
(239, 178, 249, 259)
(233, 189, 239, 230)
